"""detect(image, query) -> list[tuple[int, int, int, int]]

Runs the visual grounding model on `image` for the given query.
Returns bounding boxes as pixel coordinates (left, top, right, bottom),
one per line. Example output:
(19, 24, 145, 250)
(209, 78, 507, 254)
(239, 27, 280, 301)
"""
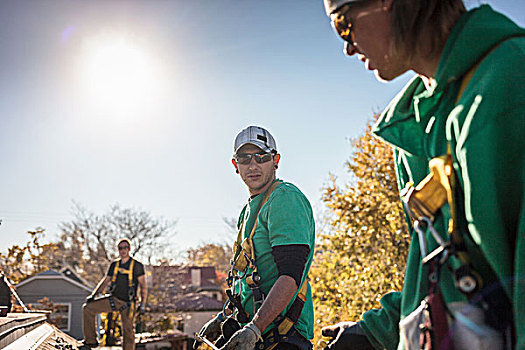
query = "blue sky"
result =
(1, 0, 524, 260)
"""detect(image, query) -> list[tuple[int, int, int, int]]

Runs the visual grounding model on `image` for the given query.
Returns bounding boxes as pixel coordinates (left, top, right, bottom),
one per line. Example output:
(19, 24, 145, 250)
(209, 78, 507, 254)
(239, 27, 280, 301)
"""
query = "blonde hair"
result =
(390, 0, 466, 59)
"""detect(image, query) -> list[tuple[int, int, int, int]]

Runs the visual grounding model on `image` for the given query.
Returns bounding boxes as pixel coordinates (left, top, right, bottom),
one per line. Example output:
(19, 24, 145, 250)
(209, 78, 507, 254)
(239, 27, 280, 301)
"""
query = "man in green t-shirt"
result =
(196, 126, 315, 350)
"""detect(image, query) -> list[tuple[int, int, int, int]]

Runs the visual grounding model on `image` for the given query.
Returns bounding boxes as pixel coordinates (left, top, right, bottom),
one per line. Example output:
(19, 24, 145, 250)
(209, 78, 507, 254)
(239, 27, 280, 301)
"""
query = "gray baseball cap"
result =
(323, 0, 360, 16)
(234, 126, 277, 155)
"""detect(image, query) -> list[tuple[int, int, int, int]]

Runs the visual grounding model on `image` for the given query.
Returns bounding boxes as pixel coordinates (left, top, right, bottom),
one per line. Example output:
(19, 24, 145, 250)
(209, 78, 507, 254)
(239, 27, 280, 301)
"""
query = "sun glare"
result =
(80, 35, 165, 120)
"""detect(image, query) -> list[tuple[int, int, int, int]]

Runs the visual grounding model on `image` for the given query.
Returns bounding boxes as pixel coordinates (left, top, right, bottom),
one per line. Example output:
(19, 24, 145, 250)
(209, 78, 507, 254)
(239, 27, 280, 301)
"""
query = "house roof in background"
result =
(149, 265, 219, 289)
(172, 293, 223, 312)
(35, 270, 61, 276)
(59, 266, 93, 289)
(16, 269, 92, 293)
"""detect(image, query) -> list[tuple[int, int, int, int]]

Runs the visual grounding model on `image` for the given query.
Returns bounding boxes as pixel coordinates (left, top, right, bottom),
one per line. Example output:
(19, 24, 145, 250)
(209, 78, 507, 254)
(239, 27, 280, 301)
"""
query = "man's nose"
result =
(344, 41, 357, 56)
(247, 156, 260, 168)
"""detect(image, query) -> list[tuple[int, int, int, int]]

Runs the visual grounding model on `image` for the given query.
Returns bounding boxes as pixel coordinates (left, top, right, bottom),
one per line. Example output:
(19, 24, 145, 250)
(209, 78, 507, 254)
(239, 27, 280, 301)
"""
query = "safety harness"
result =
(108, 258, 137, 318)
(401, 147, 480, 349)
(401, 147, 482, 297)
(400, 36, 521, 300)
(400, 40, 520, 349)
(224, 180, 309, 349)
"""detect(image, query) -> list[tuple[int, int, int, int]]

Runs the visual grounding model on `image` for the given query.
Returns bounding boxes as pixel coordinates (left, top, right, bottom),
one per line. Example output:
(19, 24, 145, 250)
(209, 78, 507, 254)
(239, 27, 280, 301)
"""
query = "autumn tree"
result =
(184, 218, 236, 283)
(57, 202, 177, 284)
(0, 228, 61, 283)
(185, 243, 231, 274)
(310, 120, 410, 344)
(0, 244, 29, 283)
(26, 228, 61, 274)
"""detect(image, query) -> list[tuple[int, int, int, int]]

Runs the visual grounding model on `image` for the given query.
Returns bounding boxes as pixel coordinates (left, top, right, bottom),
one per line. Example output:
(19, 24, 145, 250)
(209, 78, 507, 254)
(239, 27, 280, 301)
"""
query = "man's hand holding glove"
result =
(220, 322, 262, 350)
(193, 313, 226, 349)
(322, 321, 374, 350)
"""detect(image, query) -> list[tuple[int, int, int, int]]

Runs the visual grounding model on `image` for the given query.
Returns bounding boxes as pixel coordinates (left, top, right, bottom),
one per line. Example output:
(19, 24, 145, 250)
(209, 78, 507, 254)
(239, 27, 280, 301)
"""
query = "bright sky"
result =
(1, 0, 524, 260)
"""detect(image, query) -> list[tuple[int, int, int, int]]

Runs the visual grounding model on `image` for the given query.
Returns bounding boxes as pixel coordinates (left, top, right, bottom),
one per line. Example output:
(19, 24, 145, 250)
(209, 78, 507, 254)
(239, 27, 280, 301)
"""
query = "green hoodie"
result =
(359, 5, 525, 350)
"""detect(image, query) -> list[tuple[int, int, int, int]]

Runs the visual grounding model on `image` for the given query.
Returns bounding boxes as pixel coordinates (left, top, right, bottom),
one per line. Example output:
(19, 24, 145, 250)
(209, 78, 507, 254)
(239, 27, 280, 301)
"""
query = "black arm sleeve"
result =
(271, 244, 310, 288)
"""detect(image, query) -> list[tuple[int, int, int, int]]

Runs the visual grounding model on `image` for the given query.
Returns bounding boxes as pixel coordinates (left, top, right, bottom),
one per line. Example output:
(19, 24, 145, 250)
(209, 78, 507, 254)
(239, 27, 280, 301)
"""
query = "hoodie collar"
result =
(436, 5, 525, 85)
(373, 5, 525, 156)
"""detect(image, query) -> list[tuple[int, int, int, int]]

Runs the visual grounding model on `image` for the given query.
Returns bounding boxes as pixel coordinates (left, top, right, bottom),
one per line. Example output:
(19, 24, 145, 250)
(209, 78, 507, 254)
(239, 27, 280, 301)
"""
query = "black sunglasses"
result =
(234, 152, 273, 165)
(331, 4, 356, 43)
(118, 245, 130, 250)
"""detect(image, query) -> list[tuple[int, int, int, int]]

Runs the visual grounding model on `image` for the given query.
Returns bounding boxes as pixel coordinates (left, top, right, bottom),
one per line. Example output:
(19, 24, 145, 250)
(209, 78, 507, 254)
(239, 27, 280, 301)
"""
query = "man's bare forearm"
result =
(92, 276, 110, 295)
(251, 275, 297, 332)
(138, 275, 147, 303)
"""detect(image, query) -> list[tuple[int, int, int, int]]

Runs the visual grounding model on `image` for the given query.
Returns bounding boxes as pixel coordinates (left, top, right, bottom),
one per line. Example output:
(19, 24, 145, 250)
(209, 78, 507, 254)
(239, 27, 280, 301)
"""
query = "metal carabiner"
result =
(414, 217, 449, 265)
(414, 219, 428, 259)
(222, 299, 231, 316)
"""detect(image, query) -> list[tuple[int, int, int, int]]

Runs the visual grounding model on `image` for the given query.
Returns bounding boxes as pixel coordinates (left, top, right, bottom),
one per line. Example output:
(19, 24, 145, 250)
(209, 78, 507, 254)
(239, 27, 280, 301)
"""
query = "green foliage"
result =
(310, 120, 410, 346)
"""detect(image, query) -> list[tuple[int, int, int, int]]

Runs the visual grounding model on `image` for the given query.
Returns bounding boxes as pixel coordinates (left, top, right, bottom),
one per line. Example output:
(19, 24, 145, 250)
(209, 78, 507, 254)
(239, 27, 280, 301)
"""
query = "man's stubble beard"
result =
(249, 171, 275, 195)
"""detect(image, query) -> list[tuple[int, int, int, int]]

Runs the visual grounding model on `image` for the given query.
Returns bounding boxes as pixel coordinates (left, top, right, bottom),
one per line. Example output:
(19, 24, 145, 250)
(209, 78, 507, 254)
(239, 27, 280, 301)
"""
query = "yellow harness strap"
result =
(127, 259, 135, 289)
(455, 40, 511, 104)
(248, 181, 281, 266)
(111, 260, 120, 283)
(276, 279, 308, 335)
(111, 258, 135, 287)
(110, 258, 136, 318)
(232, 180, 282, 274)
(455, 60, 481, 105)
(429, 149, 472, 261)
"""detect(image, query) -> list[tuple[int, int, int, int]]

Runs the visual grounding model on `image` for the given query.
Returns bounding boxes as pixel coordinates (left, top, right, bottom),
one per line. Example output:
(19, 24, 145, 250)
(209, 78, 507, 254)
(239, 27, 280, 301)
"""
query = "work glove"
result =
(214, 317, 242, 348)
(322, 321, 373, 350)
(220, 322, 261, 350)
(85, 294, 95, 304)
(193, 313, 224, 349)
